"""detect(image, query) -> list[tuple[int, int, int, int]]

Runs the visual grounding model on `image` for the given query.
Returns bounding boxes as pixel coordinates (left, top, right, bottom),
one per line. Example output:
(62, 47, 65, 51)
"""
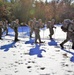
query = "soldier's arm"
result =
(52, 24, 56, 28)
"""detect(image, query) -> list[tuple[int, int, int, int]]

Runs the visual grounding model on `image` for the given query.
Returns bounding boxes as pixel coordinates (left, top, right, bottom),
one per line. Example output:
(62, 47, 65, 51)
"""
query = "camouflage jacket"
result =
(10, 21, 19, 29)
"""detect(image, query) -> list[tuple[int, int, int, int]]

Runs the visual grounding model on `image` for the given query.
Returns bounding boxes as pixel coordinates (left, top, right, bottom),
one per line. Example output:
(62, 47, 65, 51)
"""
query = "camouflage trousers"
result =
(30, 28, 34, 38)
(14, 27, 18, 40)
(35, 29, 41, 42)
(61, 32, 74, 48)
(49, 28, 54, 38)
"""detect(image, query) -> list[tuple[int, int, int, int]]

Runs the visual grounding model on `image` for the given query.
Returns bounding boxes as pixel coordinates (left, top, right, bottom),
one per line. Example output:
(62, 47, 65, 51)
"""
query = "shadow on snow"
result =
(3, 26, 30, 37)
(0, 41, 16, 52)
(48, 38, 74, 62)
(29, 44, 46, 58)
(61, 49, 74, 62)
(25, 38, 35, 45)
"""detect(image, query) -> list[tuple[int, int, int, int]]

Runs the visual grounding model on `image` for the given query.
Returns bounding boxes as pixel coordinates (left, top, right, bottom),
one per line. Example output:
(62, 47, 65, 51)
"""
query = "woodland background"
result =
(0, 0, 74, 23)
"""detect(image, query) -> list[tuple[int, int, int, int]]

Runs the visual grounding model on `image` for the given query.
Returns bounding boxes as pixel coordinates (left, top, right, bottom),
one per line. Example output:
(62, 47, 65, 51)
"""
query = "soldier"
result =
(60, 19, 74, 49)
(3, 20, 8, 35)
(34, 19, 44, 43)
(47, 21, 51, 29)
(0, 21, 3, 40)
(38, 19, 44, 28)
(10, 19, 20, 42)
(29, 18, 36, 38)
(47, 19, 55, 39)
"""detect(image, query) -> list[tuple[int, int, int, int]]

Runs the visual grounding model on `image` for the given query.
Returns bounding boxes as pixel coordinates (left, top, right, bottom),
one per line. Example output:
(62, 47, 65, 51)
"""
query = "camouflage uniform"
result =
(34, 19, 44, 43)
(3, 20, 8, 35)
(29, 18, 36, 38)
(47, 21, 51, 28)
(60, 19, 74, 49)
(0, 21, 3, 40)
(10, 19, 19, 41)
(47, 19, 55, 39)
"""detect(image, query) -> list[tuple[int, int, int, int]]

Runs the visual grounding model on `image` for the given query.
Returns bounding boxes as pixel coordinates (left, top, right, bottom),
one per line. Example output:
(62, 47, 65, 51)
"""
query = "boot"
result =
(35, 41, 38, 43)
(30, 35, 32, 38)
(72, 43, 74, 50)
(72, 45, 74, 49)
(72, 46, 74, 49)
(14, 39, 20, 42)
(6, 33, 9, 35)
(39, 41, 44, 43)
(60, 43, 64, 49)
(49, 35, 53, 39)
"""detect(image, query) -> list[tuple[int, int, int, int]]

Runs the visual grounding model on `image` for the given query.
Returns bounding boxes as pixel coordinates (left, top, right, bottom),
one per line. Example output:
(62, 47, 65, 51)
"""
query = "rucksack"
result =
(61, 20, 71, 32)
(61, 25, 69, 32)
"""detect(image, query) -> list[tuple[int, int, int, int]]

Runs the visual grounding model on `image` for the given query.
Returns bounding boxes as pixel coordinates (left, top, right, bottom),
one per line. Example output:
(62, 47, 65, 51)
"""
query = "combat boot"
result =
(14, 39, 20, 42)
(49, 35, 53, 39)
(72, 44, 74, 50)
(39, 41, 44, 43)
(60, 43, 64, 49)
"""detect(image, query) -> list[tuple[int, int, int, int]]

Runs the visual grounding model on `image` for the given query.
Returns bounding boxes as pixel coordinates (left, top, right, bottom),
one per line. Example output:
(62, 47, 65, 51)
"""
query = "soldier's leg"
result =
(35, 32, 38, 43)
(72, 42, 74, 49)
(38, 32, 41, 42)
(4, 27, 8, 35)
(14, 27, 19, 41)
(30, 29, 33, 38)
(38, 32, 44, 43)
(60, 38, 70, 49)
(50, 34, 52, 39)
(72, 37, 74, 49)
(60, 32, 70, 49)
(49, 28, 54, 39)
(6, 27, 8, 35)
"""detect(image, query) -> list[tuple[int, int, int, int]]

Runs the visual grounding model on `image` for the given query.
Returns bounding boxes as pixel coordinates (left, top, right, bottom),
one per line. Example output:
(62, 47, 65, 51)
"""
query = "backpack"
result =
(61, 21, 71, 32)
(61, 25, 69, 32)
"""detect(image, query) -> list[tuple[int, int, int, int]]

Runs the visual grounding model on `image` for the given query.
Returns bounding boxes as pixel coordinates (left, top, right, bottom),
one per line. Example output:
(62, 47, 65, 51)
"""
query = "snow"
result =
(0, 25, 74, 75)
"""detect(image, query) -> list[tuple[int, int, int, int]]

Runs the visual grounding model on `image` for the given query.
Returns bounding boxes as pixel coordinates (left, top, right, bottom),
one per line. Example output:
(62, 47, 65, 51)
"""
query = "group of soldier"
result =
(29, 18, 56, 43)
(0, 18, 74, 50)
(0, 19, 19, 42)
(29, 18, 45, 43)
(29, 18, 74, 50)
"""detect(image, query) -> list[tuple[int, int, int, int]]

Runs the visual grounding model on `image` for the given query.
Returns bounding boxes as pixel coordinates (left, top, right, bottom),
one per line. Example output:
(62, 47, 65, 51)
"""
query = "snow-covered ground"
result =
(0, 25, 74, 75)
